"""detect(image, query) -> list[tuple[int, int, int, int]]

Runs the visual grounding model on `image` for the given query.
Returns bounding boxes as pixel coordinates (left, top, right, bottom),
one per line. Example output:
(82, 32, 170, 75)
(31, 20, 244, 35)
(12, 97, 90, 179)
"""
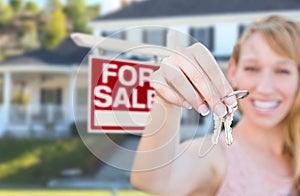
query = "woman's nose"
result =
(256, 71, 275, 94)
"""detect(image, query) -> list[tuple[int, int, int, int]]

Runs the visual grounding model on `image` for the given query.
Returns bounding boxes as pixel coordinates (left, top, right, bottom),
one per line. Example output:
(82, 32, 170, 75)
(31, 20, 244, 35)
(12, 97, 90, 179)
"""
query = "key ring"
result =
(221, 90, 249, 101)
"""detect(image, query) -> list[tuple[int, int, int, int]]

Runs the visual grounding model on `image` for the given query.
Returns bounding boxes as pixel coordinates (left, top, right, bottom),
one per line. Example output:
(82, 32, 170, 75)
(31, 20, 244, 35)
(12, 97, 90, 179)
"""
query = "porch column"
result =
(69, 71, 77, 123)
(3, 72, 11, 125)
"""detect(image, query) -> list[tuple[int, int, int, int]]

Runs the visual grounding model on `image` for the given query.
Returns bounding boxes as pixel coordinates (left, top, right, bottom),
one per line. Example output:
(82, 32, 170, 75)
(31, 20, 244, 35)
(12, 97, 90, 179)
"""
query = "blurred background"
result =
(0, 0, 300, 195)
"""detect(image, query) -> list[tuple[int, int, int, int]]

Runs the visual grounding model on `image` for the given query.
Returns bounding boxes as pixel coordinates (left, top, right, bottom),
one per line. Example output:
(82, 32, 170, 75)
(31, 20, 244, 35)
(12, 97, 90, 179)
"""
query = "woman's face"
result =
(229, 32, 299, 129)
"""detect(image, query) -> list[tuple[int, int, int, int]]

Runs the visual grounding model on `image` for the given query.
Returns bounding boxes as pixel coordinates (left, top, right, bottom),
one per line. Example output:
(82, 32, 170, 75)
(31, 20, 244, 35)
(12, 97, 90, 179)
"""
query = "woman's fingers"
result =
(173, 48, 229, 117)
(160, 58, 209, 116)
(151, 43, 237, 118)
(189, 43, 237, 107)
(151, 69, 188, 109)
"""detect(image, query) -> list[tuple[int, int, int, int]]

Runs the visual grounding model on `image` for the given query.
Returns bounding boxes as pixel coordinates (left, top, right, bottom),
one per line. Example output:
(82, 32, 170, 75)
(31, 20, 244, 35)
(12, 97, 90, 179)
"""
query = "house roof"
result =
(1, 37, 90, 66)
(95, 0, 300, 21)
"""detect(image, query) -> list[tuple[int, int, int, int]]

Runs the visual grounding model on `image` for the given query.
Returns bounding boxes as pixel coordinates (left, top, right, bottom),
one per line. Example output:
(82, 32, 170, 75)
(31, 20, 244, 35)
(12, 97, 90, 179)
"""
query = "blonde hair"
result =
(232, 15, 300, 193)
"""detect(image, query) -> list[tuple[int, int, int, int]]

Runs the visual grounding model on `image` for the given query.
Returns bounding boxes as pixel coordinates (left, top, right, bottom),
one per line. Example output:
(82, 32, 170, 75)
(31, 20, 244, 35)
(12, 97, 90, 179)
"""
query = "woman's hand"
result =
(151, 43, 237, 117)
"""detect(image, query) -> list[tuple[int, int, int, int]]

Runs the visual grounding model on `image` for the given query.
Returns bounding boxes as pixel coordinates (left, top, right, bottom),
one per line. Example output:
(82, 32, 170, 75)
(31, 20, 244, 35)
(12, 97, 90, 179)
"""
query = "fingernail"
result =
(214, 103, 227, 117)
(226, 96, 238, 107)
(198, 104, 209, 116)
(182, 101, 192, 109)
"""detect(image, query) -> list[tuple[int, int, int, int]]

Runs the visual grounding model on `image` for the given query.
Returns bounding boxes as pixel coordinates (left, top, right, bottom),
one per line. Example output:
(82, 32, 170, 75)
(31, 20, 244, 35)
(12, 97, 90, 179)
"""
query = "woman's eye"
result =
(244, 66, 258, 72)
(276, 69, 290, 74)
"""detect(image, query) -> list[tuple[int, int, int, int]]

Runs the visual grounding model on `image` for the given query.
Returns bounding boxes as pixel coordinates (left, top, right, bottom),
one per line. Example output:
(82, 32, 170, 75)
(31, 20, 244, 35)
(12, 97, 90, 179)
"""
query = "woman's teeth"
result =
(253, 100, 278, 109)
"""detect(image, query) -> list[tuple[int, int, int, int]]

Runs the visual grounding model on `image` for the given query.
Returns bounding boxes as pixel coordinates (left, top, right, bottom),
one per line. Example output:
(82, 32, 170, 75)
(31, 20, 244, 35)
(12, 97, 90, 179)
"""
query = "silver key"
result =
(212, 89, 248, 145)
(224, 115, 233, 145)
(211, 104, 238, 145)
(224, 105, 238, 145)
(211, 113, 224, 145)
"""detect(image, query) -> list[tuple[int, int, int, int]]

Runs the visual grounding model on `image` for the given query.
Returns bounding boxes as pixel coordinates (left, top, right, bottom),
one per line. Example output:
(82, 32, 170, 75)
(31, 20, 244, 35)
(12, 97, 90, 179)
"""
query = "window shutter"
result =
(56, 88, 62, 105)
(208, 26, 214, 51)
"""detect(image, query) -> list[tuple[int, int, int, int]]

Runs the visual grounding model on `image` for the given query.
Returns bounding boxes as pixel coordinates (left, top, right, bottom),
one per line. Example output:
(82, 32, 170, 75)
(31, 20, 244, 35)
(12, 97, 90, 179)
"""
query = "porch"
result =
(0, 65, 89, 138)
(1, 104, 75, 138)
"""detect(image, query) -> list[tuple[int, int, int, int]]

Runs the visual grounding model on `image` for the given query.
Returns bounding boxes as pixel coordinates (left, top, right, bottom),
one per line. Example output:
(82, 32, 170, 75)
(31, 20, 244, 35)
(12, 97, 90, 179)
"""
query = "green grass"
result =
(0, 189, 111, 196)
(0, 137, 102, 185)
(0, 136, 155, 195)
(0, 189, 155, 196)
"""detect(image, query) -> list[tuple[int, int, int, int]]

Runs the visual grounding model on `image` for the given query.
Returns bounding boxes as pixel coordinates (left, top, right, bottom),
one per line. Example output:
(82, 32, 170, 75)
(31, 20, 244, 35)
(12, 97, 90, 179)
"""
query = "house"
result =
(88, 0, 300, 61)
(0, 38, 90, 138)
(1, 0, 300, 138)
(83, 0, 300, 137)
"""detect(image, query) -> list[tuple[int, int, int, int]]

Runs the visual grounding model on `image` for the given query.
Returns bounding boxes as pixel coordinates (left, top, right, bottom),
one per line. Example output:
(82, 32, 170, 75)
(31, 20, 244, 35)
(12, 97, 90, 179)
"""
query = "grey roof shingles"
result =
(95, 0, 300, 21)
(1, 37, 90, 66)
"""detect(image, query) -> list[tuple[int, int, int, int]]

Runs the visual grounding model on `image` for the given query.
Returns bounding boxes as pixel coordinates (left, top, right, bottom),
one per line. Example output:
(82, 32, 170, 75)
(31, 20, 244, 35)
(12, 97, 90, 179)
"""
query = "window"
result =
(100, 31, 126, 56)
(238, 24, 248, 38)
(40, 88, 62, 105)
(101, 30, 126, 40)
(11, 81, 28, 105)
(76, 88, 88, 105)
(143, 29, 167, 46)
(189, 26, 214, 50)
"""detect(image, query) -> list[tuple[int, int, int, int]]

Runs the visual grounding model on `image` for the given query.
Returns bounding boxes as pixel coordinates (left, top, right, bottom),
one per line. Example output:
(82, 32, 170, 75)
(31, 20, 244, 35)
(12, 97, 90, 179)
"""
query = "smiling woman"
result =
(130, 15, 300, 196)
(229, 30, 299, 127)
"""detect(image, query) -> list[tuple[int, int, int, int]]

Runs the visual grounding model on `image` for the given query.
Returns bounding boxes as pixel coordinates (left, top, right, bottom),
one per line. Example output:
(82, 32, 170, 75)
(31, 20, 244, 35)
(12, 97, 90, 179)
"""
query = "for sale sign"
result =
(88, 57, 159, 133)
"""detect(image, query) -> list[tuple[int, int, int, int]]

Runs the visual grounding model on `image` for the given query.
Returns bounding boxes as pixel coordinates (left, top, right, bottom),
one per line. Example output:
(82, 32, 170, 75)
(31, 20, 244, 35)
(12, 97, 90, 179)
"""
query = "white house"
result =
(0, 38, 90, 138)
(89, 0, 300, 60)
(84, 0, 300, 137)
(1, 0, 300, 138)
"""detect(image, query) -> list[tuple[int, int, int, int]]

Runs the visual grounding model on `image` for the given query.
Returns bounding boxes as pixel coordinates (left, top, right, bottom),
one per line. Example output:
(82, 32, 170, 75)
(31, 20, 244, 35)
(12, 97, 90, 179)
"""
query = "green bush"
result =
(0, 138, 101, 185)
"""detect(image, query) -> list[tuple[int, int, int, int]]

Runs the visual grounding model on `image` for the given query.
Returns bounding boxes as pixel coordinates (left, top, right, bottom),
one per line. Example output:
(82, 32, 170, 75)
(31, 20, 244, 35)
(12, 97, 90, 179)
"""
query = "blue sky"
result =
(3, 0, 101, 8)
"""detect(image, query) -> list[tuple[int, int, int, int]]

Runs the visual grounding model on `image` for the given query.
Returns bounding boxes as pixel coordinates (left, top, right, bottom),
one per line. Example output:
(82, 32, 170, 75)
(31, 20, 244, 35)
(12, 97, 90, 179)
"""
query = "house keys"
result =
(211, 90, 249, 145)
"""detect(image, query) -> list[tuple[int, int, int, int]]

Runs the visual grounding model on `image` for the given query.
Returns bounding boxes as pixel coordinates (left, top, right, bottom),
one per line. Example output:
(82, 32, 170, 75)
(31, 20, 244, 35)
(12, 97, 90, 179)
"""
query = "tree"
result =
(9, 0, 22, 11)
(87, 4, 100, 20)
(21, 20, 40, 50)
(41, 8, 66, 49)
(46, 0, 63, 12)
(0, 2, 13, 27)
(65, 0, 90, 33)
(24, 1, 39, 14)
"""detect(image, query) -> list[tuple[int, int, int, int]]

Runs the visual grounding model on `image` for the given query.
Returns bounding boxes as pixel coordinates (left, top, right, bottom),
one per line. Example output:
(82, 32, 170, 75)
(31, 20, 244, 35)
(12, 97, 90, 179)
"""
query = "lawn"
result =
(0, 135, 150, 195)
(0, 137, 103, 185)
(0, 189, 154, 196)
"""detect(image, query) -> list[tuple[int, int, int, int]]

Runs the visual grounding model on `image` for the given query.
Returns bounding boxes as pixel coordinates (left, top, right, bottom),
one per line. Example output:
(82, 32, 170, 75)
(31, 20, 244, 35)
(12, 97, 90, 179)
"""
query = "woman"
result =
(131, 15, 300, 195)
